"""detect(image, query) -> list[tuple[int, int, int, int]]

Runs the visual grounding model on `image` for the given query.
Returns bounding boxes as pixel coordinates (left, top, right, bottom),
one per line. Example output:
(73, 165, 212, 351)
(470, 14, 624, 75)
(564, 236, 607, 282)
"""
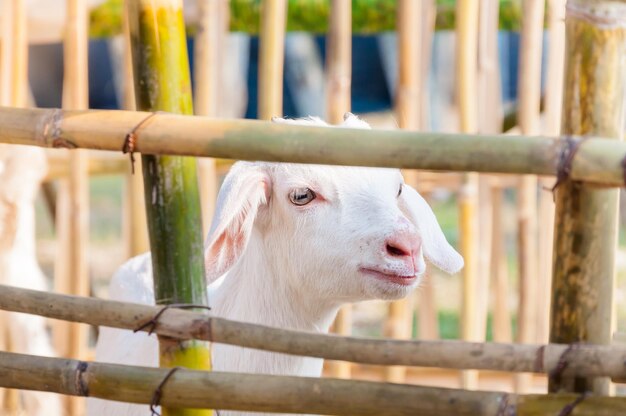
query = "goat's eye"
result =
(397, 183, 403, 197)
(289, 188, 316, 206)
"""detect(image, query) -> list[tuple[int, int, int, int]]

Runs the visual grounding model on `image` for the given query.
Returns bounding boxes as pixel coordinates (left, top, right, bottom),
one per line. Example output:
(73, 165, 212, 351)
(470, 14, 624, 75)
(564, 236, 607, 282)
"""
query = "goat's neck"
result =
(211, 235, 339, 332)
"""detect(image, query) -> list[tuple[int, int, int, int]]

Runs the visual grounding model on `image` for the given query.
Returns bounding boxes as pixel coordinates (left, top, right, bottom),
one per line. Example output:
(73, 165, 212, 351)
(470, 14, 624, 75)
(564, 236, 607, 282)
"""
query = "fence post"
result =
(550, 0, 626, 394)
(126, 0, 212, 414)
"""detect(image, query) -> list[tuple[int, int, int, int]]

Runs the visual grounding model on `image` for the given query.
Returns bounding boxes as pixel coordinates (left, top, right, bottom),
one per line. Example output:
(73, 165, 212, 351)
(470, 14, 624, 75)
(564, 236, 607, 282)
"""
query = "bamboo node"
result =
(52, 138, 78, 149)
(558, 392, 589, 416)
(495, 393, 513, 416)
(134, 303, 212, 335)
(150, 366, 182, 416)
(122, 111, 161, 174)
(620, 155, 626, 186)
(549, 136, 588, 200)
(74, 360, 89, 397)
(549, 343, 580, 386)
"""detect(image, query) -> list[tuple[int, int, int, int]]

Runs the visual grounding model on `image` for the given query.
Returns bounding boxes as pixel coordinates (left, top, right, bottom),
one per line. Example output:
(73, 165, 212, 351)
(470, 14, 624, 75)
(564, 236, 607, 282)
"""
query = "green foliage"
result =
(89, 0, 526, 38)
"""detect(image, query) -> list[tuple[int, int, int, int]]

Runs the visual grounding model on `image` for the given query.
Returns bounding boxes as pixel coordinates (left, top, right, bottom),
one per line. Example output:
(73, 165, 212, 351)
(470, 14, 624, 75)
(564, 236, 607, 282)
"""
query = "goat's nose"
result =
(385, 232, 419, 258)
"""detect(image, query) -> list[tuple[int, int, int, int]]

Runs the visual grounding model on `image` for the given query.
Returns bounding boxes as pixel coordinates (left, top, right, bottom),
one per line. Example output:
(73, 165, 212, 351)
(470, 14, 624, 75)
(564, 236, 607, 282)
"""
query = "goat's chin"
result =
(363, 275, 422, 300)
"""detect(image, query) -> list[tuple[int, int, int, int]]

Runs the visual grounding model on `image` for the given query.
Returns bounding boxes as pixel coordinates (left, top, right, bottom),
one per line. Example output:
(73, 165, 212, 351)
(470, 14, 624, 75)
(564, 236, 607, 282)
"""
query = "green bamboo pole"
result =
(550, 0, 626, 394)
(125, 1, 211, 415)
(89, 0, 527, 37)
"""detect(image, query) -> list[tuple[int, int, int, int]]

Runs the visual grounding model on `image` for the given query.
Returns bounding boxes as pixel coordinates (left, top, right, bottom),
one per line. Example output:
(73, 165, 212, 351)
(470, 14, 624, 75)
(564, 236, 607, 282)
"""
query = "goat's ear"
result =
(204, 163, 271, 283)
(400, 184, 464, 274)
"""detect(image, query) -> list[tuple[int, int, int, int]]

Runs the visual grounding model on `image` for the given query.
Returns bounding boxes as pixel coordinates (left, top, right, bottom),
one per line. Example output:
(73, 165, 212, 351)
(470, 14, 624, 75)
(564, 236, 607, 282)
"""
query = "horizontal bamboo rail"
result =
(3, 284, 626, 380)
(1, 107, 626, 186)
(4, 350, 626, 416)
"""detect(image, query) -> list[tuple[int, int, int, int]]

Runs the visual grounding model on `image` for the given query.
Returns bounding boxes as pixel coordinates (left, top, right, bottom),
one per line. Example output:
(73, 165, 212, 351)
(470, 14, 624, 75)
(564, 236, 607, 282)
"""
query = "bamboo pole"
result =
(0, 0, 28, 411)
(195, 0, 228, 235)
(121, 2, 149, 258)
(325, 0, 352, 381)
(388, 1, 435, 382)
(456, 0, 480, 390)
(490, 184, 512, 342)
(550, 0, 626, 395)
(536, 0, 566, 345)
(3, 107, 626, 183)
(514, 0, 545, 394)
(7, 284, 626, 379)
(476, 0, 502, 355)
(9, 352, 626, 416)
(126, 1, 212, 414)
(258, 0, 287, 120)
(60, 1, 91, 413)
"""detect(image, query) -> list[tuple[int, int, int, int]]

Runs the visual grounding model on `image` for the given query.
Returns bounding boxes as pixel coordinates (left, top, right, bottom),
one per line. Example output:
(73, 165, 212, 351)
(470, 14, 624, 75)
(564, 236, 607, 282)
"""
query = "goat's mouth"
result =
(359, 267, 417, 286)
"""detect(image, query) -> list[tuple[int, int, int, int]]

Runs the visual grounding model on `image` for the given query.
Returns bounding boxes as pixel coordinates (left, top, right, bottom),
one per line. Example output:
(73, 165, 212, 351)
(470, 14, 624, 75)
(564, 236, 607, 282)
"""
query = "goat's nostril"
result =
(386, 243, 409, 257)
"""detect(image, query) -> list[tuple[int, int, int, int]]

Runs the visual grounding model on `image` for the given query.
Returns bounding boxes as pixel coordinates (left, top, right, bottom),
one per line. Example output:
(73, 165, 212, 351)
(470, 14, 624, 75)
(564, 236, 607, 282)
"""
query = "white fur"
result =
(88, 114, 463, 416)
(0, 144, 62, 416)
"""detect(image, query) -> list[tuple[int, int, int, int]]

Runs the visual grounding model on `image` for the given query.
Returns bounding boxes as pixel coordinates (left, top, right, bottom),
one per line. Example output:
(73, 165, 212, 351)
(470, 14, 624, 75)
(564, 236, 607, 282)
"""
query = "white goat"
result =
(88, 115, 463, 416)
(0, 145, 62, 416)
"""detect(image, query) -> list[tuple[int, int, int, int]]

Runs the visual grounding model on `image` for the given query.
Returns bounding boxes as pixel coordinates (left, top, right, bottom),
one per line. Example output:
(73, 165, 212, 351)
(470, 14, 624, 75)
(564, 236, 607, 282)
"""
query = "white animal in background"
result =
(0, 145, 62, 416)
(88, 115, 463, 416)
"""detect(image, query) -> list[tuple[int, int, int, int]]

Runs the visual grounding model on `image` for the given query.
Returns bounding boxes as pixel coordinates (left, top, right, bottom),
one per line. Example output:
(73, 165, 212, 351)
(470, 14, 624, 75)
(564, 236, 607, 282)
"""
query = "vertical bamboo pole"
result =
(536, 0, 566, 345)
(61, 1, 90, 414)
(0, 1, 28, 412)
(126, 1, 212, 414)
(384, 0, 427, 384)
(411, 2, 439, 344)
(195, 0, 228, 235)
(550, 0, 626, 395)
(258, 0, 287, 120)
(326, 0, 352, 380)
(456, 0, 480, 390)
(490, 182, 512, 342)
(121, 2, 150, 258)
(514, 0, 545, 393)
(476, 0, 502, 348)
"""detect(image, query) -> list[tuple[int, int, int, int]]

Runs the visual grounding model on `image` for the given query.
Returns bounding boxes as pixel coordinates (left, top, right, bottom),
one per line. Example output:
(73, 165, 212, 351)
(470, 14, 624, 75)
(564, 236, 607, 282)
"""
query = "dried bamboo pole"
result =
(325, 0, 355, 380)
(0, 0, 29, 411)
(258, 0, 287, 120)
(6, 284, 626, 379)
(514, 0, 545, 394)
(126, 1, 212, 414)
(195, 0, 228, 235)
(11, 352, 626, 416)
(4, 107, 626, 183)
(456, 0, 480, 390)
(121, 2, 149, 258)
(325, 0, 353, 381)
(323, 0, 365, 381)
(536, 0, 566, 345)
(387, 0, 431, 383)
(550, 0, 626, 395)
(476, 0, 502, 353)
(490, 183, 512, 342)
(58, 1, 90, 415)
